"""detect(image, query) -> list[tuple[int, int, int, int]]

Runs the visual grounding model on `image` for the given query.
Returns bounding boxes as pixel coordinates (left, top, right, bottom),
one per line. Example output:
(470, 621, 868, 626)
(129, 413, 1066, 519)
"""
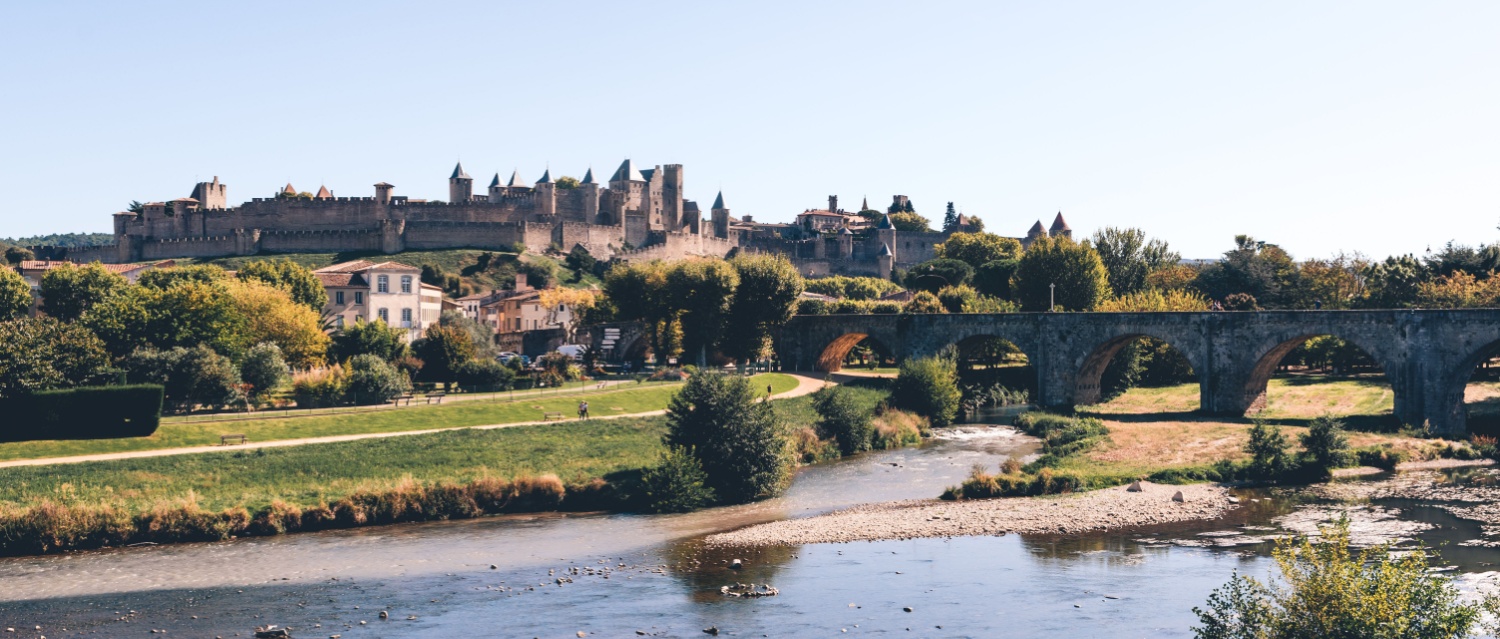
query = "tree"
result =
(0, 267, 30, 320)
(1193, 235, 1300, 308)
(4, 246, 34, 265)
(237, 259, 327, 311)
(890, 354, 962, 427)
(456, 358, 515, 390)
(935, 284, 980, 313)
(941, 202, 960, 233)
(666, 260, 739, 366)
(904, 290, 946, 314)
(935, 232, 1023, 269)
(39, 262, 127, 321)
(240, 342, 289, 402)
(1147, 264, 1199, 291)
(228, 280, 330, 367)
(904, 259, 974, 293)
(555, 176, 581, 190)
(1244, 421, 1289, 479)
(813, 385, 875, 455)
(721, 254, 803, 365)
(1362, 255, 1427, 309)
(137, 264, 227, 290)
(564, 245, 596, 281)
(123, 345, 243, 411)
(888, 211, 931, 233)
(1091, 227, 1180, 297)
(438, 309, 500, 359)
(537, 287, 599, 345)
(639, 446, 717, 513)
(1300, 416, 1350, 471)
(972, 259, 1019, 300)
(330, 319, 409, 362)
(1415, 271, 1500, 309)
(1192, 518, 1498, 639)
(1097, 288, 1210, 312)
(82, 281, 249, 359)
(413, 323, 476, 388)
(0, 317, 111, 399)
(802, 275, 901, 300)
(344, 354, 412, 405)
(1293, 253, 1369, 309)
(665, 371, 789, 504)
(1013, 236, 1113, 311)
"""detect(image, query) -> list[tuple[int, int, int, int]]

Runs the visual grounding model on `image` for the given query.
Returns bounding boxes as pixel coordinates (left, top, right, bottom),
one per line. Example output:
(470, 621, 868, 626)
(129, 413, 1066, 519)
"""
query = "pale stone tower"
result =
(877, 242, 894, 279)
(190, 176, 227, 210)
(661, 164, 685, 232)
(876, 213, 897, 263)
(535, 168, 556, 216)
(580, 167, 600, 222)
(837, 226, 854, 258)
(711, 191, 731, 239)
(448, 163, 473, 203)
(374, 182, 394, 205)
(487, 173, 505, 202)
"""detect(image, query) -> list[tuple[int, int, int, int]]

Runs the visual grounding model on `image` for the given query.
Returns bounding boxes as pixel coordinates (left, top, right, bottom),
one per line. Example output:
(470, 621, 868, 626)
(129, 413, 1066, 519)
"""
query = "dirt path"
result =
(0, 373, 832, 469)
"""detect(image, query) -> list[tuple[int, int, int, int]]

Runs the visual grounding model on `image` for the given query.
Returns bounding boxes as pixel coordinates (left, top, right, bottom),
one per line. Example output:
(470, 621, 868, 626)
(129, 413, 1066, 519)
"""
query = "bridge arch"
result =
(1240, 332, 1398, 417)
(1438, 338, 1500, 436)
(1073, 332, 1203, 407)
(815, 332, 899, 372)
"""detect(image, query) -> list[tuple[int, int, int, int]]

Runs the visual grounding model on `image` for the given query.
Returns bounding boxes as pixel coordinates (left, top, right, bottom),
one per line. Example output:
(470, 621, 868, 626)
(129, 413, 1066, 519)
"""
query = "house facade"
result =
(315, 260, 441, 341)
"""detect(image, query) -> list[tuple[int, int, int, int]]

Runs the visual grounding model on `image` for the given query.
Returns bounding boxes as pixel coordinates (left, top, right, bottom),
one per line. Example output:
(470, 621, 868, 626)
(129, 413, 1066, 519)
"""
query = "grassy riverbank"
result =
(0, 373, 798, 463)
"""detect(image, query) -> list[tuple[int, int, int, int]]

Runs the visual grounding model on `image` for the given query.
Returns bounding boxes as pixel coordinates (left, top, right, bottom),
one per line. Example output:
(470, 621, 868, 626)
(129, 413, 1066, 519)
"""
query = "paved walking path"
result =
(0, 373, 831, 469)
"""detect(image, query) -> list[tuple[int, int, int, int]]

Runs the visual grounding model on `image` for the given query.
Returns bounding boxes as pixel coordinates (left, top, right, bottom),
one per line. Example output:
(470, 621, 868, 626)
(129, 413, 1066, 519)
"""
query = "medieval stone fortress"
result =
(70, 160, 1073, 279)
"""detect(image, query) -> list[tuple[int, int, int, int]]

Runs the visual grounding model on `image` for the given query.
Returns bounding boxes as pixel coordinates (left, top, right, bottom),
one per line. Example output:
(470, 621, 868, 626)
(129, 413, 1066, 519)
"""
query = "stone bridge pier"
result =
(775, 310, 1500, 436)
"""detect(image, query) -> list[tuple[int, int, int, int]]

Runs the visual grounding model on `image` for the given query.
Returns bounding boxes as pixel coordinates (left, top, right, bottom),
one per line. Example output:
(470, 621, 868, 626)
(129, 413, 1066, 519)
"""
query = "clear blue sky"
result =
(2, 1, 1496, 259)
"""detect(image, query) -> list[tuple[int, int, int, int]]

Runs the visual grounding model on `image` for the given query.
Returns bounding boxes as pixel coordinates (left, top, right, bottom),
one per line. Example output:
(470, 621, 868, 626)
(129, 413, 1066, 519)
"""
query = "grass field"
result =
(0, 373, 798, 463)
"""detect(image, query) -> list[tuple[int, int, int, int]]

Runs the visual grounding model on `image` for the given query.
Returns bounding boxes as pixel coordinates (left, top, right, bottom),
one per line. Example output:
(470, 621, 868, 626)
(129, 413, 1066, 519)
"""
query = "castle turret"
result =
(1024, 220, 1048, 248)
(448, 162, 473, 203)
(580, 167, 600, 222)
(876, 213, 896, 263)
(710, 190, 730, 239)
(661, 164, 685, 232)
(535, 169, 556, 216)
(837, 225, 853, 258)
(488, 173, 504, 202)
(315, 185, 333, 200)
(374, 182, 394, 205)
(877, 242, 894, 279)
(190, 176, 227, 210)
(1049, 212, 1072, 239)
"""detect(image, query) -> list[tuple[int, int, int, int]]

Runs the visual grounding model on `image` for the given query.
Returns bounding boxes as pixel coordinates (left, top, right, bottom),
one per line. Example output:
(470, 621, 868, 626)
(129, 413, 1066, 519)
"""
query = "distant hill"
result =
(4, 232, 115, 248)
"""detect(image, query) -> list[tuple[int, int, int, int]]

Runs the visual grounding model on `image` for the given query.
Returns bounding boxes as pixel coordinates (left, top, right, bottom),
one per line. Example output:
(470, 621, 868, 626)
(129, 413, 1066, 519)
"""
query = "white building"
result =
(315, 260, 443, 341)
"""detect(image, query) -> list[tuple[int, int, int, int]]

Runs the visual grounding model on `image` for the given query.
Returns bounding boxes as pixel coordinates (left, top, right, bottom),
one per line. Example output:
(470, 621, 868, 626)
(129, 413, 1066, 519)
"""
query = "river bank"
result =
(707, 481, 1233, 546)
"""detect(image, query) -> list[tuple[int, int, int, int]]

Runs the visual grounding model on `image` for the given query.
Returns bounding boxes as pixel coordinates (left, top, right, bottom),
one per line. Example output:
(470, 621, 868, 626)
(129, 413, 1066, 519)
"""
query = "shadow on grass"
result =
(1078, 408, 1403, 433)
(1274, 373, 1390, 388)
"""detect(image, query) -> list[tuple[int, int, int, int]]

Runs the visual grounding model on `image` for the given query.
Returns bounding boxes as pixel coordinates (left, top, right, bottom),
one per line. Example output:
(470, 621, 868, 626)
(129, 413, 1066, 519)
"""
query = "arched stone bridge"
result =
(776, 310, 1500, 436)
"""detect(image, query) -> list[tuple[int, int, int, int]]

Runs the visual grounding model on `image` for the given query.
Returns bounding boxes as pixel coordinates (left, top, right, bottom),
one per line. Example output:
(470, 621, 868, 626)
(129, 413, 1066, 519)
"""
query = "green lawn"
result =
(0, 373, 798, 463)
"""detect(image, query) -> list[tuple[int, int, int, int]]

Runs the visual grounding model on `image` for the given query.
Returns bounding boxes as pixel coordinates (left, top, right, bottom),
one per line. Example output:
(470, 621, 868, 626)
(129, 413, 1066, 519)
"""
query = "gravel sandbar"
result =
(707, 482, 1233, 547)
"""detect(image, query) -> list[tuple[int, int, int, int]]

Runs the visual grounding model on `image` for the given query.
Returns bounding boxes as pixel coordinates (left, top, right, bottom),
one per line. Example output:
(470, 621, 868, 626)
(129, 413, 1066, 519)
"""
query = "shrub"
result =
(665, 371, 791, 504)
(813, 385, 876, 455)
(935, 284, 980, 313)
(344, 355, 411, 405)
(1192, 518, 1499, 639)
(869, 301, 903, 314)
(796, 298, 829, 315)
(292, 365, 347, 408)
(903, 290, 946, 314)
(0, 385, 163, 442)
(122, 345, 244, 411)
(872, 409, 926, 449)
(639, 446, 718, 513)
(329, 319, 409, 362)
(240, 342, 289, 402)
(1244, 420, 1289, 479)
(1355, 446, 1408, 471)
(1300, 415, 1351, 470)
(456, 359, 515, 390)
(890, 355, 962, 427)
(1013, 412, 1110, 465)
(830, 299, 871, 314)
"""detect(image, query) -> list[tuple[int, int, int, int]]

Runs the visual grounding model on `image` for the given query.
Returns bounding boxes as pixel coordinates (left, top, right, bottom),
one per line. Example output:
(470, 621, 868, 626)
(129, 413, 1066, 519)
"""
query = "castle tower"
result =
(374, 182, 394, 206)
(535, 168, 556, 216)
(661, 164, 685, 232)
(581, 167, 600, 222)
(829, 195, 839, 214)
(877, 242, 894, 279)
(876, 213, 896, 263)
(837, 225, 853, 258)
(711, 191, 730, 239)
(1025, 220, 1048, 247)
(608, 158, 646, 226)
(1049, 212, 1072, 239)
(448, 162, 473, 203)
(315, 185, 333, 199)
(190, 176, 227, 210)
(488, 173, 504, 202)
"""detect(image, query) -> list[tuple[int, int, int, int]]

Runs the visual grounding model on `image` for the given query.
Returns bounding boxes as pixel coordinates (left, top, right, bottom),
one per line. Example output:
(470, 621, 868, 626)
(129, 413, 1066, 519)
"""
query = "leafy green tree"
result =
(123, 345, 243, 411)
(456, 358, 515, 390)
(237, 259, 327, 311)
(564, 245, 596, 280)
(666, 260, 739, 366)
(1013, 236, 1112, 311)
(1193, 235, 1301, 308)
(439, 310, 499, 359)
(1091, 227, 1180, 297)
(414, 323, 477, 388)
(1362, 255, 1427, 309)
(81, 282, 248, 359)
(936, 232, 1022, 269)
(0, 267, 31, 320)
(137, 264, 227, 289)
(4, 246, 34, 265)
(722, 254, 803, 365)
(639, 446, 717, 513)
(891, 354, 961, 427)
(344, 354, 412, 405)
(813, 385, 875, 455)
(888, 211, 931, 232)
(1244, 421, 1289, 479)
(0, 317, 112, 399)
(936, 284, 981, 313)
(904, 290, 946, 314)
(973, 259, 1019, 300)
(555, 176, 581, 190)
(240, 342, 289, 402)
(1193, 518, 1499, 639)
(803, 275, 902, 300)
(39, 262, 127, 321)
(665, 371, 790, 504)
(1300, 415, 1350, 471)
(905, 258, 974, 293)
(330, 319, 409, 362)
(941, 202, 960, 233)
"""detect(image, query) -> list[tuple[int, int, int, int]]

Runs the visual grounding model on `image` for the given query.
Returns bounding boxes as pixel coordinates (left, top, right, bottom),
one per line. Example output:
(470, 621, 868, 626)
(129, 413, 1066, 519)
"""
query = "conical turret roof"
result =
(582, 168, 595, 184)
(712, 191, 725, 210)
(1050, 212, 1070, 232)
(450, 162, 471, 180)
(536, 168, 554, 184)
(489, 173, 502, 188)
(1028, 220, 1047, 235)
(315, 185, 332, 199)
(609, 158, 645, 182)
(879, 243, 893, 256)
(877, 213, 894, 230)
(282, 183, 297, 195)
(507, 170, 527, 188)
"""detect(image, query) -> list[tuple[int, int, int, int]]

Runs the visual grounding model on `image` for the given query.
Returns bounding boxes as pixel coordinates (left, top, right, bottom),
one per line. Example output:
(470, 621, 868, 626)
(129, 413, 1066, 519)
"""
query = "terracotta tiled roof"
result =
(17, 260, 169, 275)
(315, 272, 367, 287)
(879, 290, 916, 303)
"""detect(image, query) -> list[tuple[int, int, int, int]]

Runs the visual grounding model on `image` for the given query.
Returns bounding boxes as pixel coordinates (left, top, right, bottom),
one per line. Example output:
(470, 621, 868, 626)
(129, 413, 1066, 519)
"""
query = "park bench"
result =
(426, 392, 446, 405)
(392, 394, 414, 406)
(220, 434, 248, 445)
(542, 411, 565, 421)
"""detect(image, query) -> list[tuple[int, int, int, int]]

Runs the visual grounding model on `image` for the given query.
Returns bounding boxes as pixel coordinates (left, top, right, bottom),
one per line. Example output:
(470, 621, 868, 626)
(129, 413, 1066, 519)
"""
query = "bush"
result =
(1300, 415, 1351, 471)
(240, 342, 289, 401)
(344, 355, 411, 405)
(1355, 446, 1408, 471)
(1013, 412, 1110, 467)
(456, 359, 515, 391)
(665, 371, 791, 504)
(871, 409, 925, 449)
(639, 446, 717, 513)
(0, 385, 163, 442)
(830, 299, 871, 314)
(123, 345, 244, 412)
(1244, 420, 1289, 479)
(330, 320, 409, 362)
(1192, 518, 1498, 639)
(293, 366, 347, 408)
(936, 284, 980, 313)
(869, 301, 903, 314)
(813, 385, 876, 455)
(903, 290, 946, 314)
(796, 298, 829, 315)
(890, 355, 962, 427)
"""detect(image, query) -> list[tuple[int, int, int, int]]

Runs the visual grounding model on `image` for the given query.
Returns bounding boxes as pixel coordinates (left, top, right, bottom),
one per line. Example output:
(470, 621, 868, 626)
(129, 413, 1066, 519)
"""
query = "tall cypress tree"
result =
(942, 202, 959, 233)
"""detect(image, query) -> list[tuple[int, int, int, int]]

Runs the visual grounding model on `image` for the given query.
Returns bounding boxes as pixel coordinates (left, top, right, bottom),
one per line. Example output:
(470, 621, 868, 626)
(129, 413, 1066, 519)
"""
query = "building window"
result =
(378, 308, 388, 322)
(401, 276, 412, 294)
(401, 308, 412, 324)
(377, 275, 389, 293)
(335, 315, 344, 328)
(336, 291, 345, 305)
(354, 291, 364, 305)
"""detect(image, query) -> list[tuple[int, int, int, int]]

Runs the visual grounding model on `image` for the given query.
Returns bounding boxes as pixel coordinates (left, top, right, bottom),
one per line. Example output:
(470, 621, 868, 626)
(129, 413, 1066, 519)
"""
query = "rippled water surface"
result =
(5, 424, 1500, 638)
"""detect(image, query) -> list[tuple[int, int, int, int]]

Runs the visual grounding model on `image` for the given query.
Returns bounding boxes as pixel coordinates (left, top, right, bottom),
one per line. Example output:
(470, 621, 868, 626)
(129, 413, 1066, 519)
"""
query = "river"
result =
(3, 420, 1499, 638)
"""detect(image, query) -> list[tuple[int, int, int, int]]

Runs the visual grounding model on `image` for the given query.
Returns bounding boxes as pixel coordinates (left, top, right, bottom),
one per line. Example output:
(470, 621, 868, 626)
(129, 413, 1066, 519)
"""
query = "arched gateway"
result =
(776, 310, 1500, 436)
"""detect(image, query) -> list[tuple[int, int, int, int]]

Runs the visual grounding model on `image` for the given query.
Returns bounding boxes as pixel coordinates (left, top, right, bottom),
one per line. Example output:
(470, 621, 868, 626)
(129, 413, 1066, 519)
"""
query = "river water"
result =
(3, 421, 1499, 638)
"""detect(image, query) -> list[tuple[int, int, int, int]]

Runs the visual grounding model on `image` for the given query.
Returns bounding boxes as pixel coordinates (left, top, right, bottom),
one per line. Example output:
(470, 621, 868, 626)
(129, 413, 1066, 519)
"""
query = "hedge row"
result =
(0, 385, 163, 442)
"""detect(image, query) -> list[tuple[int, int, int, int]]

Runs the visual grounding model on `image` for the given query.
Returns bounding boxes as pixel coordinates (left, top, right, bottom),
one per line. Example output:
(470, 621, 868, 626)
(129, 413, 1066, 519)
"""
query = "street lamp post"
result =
(1049, 283, 1056, 312)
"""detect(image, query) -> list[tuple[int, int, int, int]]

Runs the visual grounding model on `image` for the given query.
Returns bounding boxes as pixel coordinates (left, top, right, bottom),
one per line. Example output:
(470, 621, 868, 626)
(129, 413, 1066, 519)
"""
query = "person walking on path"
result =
(578, 401, 590, 419)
